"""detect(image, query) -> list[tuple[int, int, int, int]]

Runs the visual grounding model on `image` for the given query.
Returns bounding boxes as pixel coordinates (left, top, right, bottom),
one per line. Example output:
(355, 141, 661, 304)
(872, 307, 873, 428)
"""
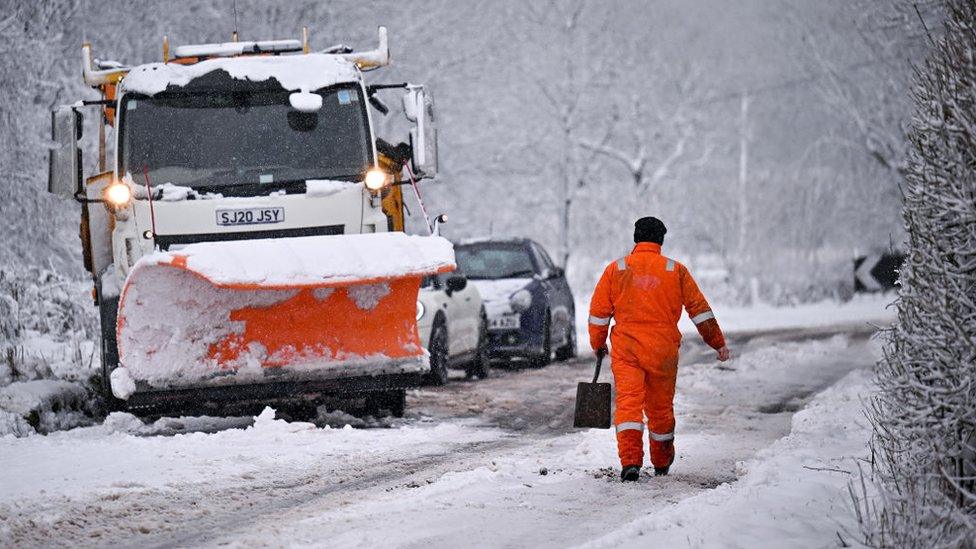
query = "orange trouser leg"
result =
(643, 354, 678, 469)
(611, 353, 645, 467)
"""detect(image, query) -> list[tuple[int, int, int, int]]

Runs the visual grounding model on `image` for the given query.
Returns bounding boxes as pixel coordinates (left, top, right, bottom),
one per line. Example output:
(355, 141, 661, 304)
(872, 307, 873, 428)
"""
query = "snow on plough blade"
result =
(111, 233, 455, 398)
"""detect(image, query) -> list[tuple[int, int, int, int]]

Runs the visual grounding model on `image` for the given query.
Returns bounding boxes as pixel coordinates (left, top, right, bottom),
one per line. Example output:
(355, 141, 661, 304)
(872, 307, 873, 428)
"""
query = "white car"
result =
(417, 272, 490, 384)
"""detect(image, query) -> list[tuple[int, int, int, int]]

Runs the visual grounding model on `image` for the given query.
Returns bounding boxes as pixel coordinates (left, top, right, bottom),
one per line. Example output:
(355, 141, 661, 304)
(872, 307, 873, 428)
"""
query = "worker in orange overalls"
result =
(589, 217, 730, 482)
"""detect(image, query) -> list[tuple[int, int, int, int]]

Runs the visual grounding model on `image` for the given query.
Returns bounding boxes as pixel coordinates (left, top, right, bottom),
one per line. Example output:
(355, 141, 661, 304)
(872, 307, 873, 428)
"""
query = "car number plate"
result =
(216, 207, 285, 226)
(489, 314, 520, 331)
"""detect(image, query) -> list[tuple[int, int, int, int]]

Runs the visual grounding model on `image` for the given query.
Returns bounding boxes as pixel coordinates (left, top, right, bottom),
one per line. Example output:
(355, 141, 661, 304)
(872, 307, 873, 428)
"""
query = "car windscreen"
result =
(455, 244, 535, 280)
(119, 80, 371, 192)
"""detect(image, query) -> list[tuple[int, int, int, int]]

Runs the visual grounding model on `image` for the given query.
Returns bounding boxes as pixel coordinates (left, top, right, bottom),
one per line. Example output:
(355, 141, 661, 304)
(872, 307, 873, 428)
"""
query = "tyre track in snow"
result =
(0, 324, 880, 548)
(207, 329, 882, 547)
(0, 438, 521, 548)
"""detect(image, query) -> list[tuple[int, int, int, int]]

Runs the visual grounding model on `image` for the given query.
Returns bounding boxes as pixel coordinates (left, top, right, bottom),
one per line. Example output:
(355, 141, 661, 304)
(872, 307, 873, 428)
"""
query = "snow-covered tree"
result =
(856, 1, 976, 545)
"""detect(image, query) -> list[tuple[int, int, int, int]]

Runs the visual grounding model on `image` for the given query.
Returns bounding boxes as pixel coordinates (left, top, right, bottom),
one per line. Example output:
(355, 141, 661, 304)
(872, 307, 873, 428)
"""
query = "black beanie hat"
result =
(634, 216, 667, 244)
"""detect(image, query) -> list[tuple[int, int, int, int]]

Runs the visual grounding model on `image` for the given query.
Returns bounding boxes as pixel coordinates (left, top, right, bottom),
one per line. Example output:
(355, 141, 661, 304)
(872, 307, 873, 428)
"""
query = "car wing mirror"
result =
(445, 274, 467, 294)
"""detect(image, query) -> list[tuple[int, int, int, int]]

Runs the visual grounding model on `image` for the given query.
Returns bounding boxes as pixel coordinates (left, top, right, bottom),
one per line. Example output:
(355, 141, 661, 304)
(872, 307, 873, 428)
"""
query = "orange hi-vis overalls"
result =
(588, 242, 726, 469)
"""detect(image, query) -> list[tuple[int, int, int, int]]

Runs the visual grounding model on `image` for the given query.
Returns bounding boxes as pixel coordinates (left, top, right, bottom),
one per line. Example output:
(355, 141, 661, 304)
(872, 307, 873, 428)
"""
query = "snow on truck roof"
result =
(121, 53, 361, 96)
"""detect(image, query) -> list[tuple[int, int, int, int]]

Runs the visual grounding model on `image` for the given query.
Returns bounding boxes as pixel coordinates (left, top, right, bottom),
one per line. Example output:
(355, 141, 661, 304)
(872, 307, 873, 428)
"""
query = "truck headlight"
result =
(416, 300, 425, 321)
(509, 289, 532, 312)
(104, 182, 132, 207)
(364, 168, 390, 191)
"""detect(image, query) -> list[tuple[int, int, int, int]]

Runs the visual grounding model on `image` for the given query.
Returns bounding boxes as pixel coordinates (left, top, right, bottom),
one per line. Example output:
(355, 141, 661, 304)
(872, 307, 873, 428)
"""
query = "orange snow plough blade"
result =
(114, 233, 455, 393)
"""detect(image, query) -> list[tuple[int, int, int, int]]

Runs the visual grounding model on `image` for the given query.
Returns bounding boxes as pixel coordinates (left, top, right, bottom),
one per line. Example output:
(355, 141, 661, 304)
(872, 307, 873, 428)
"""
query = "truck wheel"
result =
(275, 404, 317, 422)
(423, 321, 449, 386)
(466, 310, 491, 379)
(384, 389, 406, 418)
(365, 389, 406, 418)
(554, 324, 577, 362)
(98, 294, 125, 412)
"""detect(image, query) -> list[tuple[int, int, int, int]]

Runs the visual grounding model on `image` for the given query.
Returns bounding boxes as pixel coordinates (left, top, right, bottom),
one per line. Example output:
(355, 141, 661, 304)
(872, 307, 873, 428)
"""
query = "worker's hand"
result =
(716, 346, 731, 362)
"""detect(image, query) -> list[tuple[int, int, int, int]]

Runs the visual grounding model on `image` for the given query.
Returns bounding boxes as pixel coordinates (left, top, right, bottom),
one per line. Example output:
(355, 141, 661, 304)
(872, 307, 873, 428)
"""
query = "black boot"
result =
(620, 465, 641, 482)
(654, 455, 675, 476)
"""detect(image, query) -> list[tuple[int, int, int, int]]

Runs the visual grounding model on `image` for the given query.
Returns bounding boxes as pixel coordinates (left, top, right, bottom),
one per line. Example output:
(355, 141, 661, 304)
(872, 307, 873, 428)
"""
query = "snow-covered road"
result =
(0, 327, 879, 548)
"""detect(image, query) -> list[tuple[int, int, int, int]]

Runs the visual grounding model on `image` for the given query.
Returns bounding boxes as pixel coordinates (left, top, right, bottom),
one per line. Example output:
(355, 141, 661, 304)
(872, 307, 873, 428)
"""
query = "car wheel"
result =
(555, 323, 577, 362)
(466, 310, 491, 379)
(532, 311, 552, 367)
(423, 320, 450, 386)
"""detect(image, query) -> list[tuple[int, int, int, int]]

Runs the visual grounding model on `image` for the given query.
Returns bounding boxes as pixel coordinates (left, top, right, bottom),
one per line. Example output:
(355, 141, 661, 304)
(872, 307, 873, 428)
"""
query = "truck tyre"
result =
(98, 293, 125, 412)
(383, 389, 406, 418)
(275, 404, 317, 422)
(554, 323, 577, 362)
(364, 389, 406, 418)
(423, 320, 449, 386)
(466, 310, 491, 379)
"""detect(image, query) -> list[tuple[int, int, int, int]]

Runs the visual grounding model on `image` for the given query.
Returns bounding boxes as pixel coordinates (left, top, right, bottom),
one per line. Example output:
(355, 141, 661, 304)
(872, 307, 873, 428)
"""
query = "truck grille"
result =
(155, 225, 345, 251)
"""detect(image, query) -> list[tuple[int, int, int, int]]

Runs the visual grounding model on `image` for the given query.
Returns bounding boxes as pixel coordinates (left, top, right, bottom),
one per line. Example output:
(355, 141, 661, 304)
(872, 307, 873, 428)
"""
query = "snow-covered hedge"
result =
(0, 267, 98, 435)
(855, 1, 976, 546)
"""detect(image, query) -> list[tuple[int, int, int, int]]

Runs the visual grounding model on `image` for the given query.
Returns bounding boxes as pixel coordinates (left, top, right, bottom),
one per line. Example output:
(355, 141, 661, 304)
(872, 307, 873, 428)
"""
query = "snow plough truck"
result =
(48, 28, 453, 418)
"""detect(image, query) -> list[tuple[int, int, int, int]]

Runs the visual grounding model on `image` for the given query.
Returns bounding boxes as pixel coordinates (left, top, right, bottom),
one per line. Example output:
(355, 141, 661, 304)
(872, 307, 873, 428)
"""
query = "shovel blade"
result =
(573, 381, 612, 429)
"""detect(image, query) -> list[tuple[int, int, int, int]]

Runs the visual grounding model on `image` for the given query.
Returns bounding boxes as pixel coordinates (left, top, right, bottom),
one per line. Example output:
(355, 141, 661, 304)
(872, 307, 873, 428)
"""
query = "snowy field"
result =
(0, 301, 885, 547)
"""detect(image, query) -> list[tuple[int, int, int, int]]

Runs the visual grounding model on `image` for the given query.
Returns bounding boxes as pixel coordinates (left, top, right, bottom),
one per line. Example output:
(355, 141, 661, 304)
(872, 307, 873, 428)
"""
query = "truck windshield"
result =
(455, 245, 536, 280)
(120, 82, 371, 192)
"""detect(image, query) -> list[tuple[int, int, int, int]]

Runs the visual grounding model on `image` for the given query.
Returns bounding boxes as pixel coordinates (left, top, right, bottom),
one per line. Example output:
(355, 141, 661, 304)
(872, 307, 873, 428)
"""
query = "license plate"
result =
(489, 314, 520, 331)
(216, 207, 285, 226)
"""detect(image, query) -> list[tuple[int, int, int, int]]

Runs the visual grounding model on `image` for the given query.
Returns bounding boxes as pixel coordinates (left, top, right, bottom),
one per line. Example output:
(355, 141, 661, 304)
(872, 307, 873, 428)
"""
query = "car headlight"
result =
(509, 289, 532, 312)
(416, 300, 425, 321)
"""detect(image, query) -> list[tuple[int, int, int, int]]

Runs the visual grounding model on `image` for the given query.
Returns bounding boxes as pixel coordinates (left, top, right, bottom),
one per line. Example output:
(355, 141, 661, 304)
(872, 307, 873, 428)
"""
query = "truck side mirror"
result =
(49, 106, 83, 199)
(402, 85, 437, 179)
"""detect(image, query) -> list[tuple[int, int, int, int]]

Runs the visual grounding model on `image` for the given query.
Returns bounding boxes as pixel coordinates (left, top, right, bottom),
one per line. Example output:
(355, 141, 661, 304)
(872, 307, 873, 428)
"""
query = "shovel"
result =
(573, 351, 612, 429)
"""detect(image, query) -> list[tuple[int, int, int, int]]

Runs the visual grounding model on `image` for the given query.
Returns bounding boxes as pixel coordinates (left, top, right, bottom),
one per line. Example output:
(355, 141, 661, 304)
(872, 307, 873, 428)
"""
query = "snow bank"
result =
(0, 380, 93, 436)
(583, 369, 874, 548)
(121, 53, 360, 96)
(0, 413, 497, 505)
(678, 293, 896, 335)
(136, 232, 455, 287)
(576, 293, 895, 353)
